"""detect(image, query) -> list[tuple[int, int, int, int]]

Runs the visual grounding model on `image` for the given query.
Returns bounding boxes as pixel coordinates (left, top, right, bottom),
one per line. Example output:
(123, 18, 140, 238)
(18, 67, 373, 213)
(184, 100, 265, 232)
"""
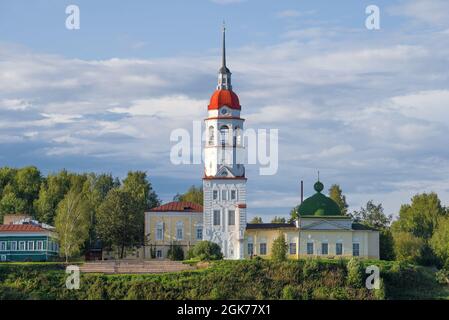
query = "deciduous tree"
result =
(55, 190, 90, 262)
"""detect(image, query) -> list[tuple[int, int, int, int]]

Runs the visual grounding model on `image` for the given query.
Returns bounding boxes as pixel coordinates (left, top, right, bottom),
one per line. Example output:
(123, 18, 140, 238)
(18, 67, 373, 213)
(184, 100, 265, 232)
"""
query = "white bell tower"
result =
(203, 25, 246, 259)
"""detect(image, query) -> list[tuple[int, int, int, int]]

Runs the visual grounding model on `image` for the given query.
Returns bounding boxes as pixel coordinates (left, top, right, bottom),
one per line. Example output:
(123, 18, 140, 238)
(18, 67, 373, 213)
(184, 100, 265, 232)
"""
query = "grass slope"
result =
(0, 259, 448, 300)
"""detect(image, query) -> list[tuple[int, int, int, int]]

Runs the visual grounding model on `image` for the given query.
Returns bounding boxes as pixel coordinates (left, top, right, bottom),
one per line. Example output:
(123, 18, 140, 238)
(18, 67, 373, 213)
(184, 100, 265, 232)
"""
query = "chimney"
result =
(300, 180, 304, 204)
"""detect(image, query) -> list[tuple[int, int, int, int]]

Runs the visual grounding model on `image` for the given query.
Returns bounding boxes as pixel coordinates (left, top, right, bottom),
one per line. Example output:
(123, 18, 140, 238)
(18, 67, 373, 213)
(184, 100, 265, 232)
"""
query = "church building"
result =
(144, 27, 379, 260)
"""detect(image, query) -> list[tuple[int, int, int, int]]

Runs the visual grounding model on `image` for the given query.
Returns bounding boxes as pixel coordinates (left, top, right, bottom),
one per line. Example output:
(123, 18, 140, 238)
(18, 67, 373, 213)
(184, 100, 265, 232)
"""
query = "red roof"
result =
(150, 201, 203, 213)
(0, 224, 48, 233)
(208, 89, 241, 110)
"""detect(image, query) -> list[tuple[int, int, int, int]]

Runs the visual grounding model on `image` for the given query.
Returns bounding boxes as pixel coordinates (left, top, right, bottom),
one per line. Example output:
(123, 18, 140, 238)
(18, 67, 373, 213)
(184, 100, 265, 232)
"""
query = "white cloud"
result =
(389, 0, 449, 27)
(1, 21, 449, 216)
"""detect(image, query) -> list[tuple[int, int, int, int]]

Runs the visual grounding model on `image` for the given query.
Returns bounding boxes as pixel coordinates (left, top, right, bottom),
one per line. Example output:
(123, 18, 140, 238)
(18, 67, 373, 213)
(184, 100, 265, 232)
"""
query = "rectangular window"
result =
(156, 228, 163, 241)
(336, 243, 343, 256)
(260, 243, 267, 255)
(230, 190, 236, 200)
(289, 243, 297, 255)
(37, 241, 43, 251)
(0, 241, 6, 251)
(353, 243, 360, 257)
(221, 190, 227, 201)
(19, 241, 26, 251)
(196, 227, 203, 240)
(228, 210, 235, 225)
(213, 190, 218, 200)
(156, 250, 162, 258)
(248, 243, 254, 255)
(321, 243, 329, 255)
(11, 241, 17, 251)
(213, 210, 221, 226)
(28, 241, 34, 251)
(307, 242, 314, 255)
(176, 228, 183, 240)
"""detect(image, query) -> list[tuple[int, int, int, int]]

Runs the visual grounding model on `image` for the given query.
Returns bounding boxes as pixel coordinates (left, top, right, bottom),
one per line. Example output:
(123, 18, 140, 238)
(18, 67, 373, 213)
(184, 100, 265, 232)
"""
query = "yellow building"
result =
(144, 181, 379, 260)
(144, 201, 203, 259)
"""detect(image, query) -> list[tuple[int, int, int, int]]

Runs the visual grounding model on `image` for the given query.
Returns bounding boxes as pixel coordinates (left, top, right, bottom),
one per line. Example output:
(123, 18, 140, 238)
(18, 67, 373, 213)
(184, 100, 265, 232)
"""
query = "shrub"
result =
(281, 285, 297, 300)
(435, 268, 449, 285)
(271, 233, 288, 262)
(188, 241, 223, 261)
(167, 243, 184, 261)
(346, 258, 363, 288)
(393, 231, 425, 263)
(302, 258, 319, 278)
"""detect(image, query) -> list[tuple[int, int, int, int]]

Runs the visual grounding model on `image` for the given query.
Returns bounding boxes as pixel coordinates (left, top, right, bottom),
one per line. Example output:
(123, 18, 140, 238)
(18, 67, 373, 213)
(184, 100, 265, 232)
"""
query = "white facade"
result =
(203, 26, 247, 259)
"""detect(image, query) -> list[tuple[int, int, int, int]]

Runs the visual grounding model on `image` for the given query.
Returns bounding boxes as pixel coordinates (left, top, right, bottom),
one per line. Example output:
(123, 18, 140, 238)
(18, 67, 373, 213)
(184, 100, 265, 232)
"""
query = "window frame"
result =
(27, 241, 35, 251)
(36, 241, 44, 251)
(230, 190, 237, 200)
(321, 243, 329, 255)
(0, 241, 7, 251)
(307, 242, 314, 255)
(259, 243, 267, 255)
(336, 243, 343, 256)
(352, 243, 360, 257)
(196, 227, 203, 240)
(213, 210, 221, 226)
(10, 241, 17, 251)
(289, 242, 297, 255)
(248, 243, 254, 255)
(228, 210, 235, 226)
(19, 241, 26, 251)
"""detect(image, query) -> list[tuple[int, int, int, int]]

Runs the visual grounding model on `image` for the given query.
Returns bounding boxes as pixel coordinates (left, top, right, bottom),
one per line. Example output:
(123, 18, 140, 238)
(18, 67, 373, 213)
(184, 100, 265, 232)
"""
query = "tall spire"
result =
(222, 21, 227, 71)
(217, 22, 232, 90)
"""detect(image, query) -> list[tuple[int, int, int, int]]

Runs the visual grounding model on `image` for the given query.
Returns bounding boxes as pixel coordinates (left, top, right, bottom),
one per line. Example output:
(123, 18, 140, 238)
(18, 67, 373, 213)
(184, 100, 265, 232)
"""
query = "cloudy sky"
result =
(1, 0, 449, 221)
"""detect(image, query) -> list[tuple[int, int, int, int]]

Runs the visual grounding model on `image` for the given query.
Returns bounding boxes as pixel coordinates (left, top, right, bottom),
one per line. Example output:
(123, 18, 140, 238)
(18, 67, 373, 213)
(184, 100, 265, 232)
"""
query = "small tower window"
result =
(220, 126, 229, 145)
(208, 126, 215, 145)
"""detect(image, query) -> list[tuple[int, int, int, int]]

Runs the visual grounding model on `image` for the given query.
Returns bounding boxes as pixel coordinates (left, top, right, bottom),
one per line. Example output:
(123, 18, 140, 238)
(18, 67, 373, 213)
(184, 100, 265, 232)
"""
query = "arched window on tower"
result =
(234, 126, 242, 146)
(208, 126, 215, 145)
(219, 125, 229, 146)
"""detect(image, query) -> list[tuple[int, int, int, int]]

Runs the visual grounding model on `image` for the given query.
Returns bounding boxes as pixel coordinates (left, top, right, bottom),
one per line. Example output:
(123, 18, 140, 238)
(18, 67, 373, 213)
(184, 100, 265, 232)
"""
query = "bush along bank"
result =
(0, 258, 446, 300)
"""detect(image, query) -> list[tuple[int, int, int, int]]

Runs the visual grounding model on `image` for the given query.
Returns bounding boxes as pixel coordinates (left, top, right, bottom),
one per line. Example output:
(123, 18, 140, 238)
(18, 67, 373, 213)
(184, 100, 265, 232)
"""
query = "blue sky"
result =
(1, 0, 449, 221)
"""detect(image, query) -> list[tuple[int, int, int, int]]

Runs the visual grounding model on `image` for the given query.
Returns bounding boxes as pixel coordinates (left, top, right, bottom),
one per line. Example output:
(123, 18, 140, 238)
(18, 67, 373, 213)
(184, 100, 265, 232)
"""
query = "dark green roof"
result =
(297, 181, 342, 217)
(352, 223, 378, 231)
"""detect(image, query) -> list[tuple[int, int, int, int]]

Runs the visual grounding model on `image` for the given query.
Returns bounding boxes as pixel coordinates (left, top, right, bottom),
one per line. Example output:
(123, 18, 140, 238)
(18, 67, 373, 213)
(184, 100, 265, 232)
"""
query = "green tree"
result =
(394, 193, 445, 240)
(167, 242, 185, 261)
(329, 184, 349, 215)
(393, 231, 425, 263)
(122, 171, 159, 211)
(430, 217, 449, 267)
(96, 189, 142, 259)
(271, 233, 288, 262)
(0, 187, 27, 222)
(347, 258, 363, 288)
(173, 185, 203, 205)
(289, 206, 299, 223)
(15, 166, 42, 215)
(0, 167, 17, 195)
(34, 170, 72, 225)
(351, 201, 392, 229)
(351, 201, 395, 260)
(55, 190, 90, 262)
(249, 216, 263, 224)
(271, 216, 286, 224)
(187, 241, 223, 261)
(393, 193, 446, 265)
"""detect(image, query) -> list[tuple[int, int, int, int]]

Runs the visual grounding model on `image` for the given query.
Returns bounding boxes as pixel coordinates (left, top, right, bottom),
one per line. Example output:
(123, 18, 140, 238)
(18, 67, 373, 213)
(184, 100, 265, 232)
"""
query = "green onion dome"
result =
(297, 181, 342, 217)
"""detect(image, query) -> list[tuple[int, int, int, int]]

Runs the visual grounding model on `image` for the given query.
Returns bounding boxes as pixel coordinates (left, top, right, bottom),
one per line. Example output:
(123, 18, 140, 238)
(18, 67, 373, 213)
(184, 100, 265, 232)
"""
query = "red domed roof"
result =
(208, 89, 241, 110)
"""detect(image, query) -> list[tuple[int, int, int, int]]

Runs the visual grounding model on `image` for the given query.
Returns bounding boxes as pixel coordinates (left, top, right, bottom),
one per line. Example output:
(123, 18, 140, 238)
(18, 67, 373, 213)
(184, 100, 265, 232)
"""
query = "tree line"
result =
(0, 166, 160, 261)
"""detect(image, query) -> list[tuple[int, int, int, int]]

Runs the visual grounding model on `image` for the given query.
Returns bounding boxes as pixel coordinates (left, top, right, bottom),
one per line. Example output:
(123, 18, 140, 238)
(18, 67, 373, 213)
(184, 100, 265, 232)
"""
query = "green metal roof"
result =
(298, 181, 342, 217)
